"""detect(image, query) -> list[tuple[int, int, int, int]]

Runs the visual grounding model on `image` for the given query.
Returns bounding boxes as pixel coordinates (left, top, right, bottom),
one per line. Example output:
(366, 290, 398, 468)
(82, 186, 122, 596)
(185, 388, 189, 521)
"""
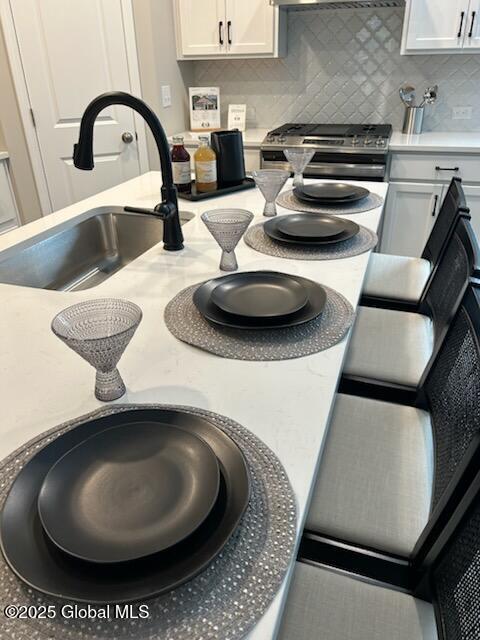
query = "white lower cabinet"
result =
(243, 149, 261, 172)
(462, 184, 480, 240)
(381, 182, 443, 257)
(385, 151, 480, 257)
(0, 160, 19, 233)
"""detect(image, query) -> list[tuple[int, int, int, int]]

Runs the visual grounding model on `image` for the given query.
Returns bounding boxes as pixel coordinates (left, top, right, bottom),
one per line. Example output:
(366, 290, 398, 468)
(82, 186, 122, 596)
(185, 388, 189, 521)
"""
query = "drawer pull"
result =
(435, 166, 459, 172)
(469, 11, 477, 38)
(432, 195, 438, 217)
(458, 11, 465, 38)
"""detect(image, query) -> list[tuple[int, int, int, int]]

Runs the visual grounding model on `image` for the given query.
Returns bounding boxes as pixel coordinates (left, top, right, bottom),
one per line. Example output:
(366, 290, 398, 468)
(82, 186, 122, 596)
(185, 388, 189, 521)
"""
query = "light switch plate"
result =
(161, 85, 172, 108)
(452, 106, 472, 120)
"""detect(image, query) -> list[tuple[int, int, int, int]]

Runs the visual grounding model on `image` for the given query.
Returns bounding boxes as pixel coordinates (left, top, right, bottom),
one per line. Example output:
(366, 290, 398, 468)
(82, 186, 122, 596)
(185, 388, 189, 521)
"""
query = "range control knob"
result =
(278, 135, 286, 143)
(351, 136, 360, 146)
(375, 137, 386, 147)
(363, 137, 373, 146)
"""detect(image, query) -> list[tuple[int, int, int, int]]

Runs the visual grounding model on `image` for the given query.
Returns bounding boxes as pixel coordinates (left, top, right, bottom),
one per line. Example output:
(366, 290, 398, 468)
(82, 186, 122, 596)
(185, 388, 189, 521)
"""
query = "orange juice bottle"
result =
(194, 136, 217, 193)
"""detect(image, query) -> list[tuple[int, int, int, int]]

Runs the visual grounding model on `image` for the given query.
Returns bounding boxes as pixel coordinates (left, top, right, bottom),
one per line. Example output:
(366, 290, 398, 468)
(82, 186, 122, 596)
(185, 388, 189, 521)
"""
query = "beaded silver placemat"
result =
(277, 189, 384, 215)
(244, 222, 377, 261)
(164, 281, 354, 360)
(0, 404, 296, 640)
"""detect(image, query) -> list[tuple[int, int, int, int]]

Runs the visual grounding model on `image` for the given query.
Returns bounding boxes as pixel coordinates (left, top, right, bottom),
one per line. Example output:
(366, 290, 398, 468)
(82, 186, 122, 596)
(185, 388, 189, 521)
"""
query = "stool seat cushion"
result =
(278, 562, 438, 640)
(305, 394, 434, 557)
(343, 306, 434, 388)
(363, 253, 431, 303)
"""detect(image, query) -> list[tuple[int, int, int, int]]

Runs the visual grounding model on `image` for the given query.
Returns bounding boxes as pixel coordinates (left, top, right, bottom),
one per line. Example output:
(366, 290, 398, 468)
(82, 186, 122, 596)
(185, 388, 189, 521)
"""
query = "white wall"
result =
(0, 23, 43, 224)
(132, 0, 193, 170)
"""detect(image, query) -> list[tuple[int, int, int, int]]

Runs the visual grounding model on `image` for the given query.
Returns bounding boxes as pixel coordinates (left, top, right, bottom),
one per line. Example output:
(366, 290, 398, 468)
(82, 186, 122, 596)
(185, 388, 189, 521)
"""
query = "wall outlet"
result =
(452, 106, 472, 120)
(161, 85, 172, 108)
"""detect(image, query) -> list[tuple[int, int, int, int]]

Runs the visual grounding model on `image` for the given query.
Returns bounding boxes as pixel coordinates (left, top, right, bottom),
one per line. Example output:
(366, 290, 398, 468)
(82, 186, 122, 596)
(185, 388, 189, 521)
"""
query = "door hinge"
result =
(29, 108, 36, 129)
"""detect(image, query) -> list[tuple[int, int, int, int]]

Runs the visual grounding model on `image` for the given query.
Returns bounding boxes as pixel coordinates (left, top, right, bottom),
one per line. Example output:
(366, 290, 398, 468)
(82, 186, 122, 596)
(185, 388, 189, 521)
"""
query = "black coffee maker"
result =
(210, 130, 246, 188)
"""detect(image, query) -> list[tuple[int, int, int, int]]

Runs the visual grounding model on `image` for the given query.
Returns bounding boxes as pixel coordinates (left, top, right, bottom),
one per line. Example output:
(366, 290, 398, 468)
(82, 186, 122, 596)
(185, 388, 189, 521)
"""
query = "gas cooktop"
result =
(261, 123, 393, 153)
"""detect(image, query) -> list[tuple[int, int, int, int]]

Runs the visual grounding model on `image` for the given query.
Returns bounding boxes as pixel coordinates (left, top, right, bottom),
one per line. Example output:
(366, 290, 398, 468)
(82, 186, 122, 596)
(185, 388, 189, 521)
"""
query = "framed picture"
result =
(228, 104, 247, 132)
(189, 87, 221, 132)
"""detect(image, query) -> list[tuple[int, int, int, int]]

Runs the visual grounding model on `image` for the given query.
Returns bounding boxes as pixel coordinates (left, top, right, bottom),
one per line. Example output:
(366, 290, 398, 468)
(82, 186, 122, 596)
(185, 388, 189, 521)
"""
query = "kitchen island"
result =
(0, 173, 388, 639)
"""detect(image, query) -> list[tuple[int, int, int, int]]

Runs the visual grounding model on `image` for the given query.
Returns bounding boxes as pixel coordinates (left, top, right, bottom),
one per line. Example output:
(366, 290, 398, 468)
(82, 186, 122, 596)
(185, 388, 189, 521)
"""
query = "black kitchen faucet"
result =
(73, 91, 184, 251)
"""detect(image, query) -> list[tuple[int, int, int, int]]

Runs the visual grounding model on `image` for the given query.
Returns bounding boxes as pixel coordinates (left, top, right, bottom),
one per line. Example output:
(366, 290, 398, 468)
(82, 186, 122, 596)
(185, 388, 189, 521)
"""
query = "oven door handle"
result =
(307, 162, 385, 172)
(260, 158, 387, 178)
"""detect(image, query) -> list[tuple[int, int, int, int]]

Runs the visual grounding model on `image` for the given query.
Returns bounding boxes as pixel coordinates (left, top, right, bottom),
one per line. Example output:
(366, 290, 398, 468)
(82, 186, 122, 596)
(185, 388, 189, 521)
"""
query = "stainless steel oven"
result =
(260, 124, 392, 182)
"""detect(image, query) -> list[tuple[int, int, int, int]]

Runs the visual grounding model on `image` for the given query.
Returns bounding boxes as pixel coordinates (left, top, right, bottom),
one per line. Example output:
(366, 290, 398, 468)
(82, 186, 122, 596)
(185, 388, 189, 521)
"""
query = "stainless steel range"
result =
(260, 123, 393, 182)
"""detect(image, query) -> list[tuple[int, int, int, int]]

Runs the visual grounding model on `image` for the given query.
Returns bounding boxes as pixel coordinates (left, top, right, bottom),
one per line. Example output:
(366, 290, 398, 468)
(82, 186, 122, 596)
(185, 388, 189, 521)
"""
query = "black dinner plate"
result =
(194, 271, 327, 330)
(0, 408, 250, 603)
(296, 183, 370, 203)
(38, 423, 220, 564)
(275, 214, 349, 240)
(264, 216, 360, 247)
(293, 188, 368, 206)
(210, 271, 308, 319)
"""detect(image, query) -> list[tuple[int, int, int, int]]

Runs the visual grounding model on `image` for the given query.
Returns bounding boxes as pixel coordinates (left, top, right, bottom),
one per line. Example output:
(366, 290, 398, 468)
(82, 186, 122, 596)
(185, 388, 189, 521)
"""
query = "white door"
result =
(175, 0, 226, 57)
(462, 184, 480, 242)
(381, 182, 444, 257)
(9, 0, 144, 211)
(225, 0, 275, 55)
(463, 1, 480, 49)
(404, 0, 470, 51)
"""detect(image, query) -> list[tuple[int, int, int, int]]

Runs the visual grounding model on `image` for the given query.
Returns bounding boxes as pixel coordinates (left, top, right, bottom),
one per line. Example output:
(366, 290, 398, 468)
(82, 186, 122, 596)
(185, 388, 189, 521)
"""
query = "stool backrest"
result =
(422, 177, 471, 265)
(422, 217, 480, 352)
(425, 464, 480, 640)
(421, 283, 480, 513)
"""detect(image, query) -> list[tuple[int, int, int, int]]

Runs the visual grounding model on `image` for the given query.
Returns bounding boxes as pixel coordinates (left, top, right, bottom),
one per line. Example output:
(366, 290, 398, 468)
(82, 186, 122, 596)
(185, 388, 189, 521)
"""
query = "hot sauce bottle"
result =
(171, 136, 192, 194)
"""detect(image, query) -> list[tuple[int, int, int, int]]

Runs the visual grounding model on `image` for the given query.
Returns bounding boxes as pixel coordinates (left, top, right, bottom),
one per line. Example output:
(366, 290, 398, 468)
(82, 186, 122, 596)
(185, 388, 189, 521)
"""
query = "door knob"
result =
(122, 131, 134, 144)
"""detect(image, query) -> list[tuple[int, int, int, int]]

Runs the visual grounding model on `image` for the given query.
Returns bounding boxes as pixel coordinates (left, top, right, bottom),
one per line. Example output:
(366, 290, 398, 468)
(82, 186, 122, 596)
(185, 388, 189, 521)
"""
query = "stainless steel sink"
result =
(0, 206, 194, 291)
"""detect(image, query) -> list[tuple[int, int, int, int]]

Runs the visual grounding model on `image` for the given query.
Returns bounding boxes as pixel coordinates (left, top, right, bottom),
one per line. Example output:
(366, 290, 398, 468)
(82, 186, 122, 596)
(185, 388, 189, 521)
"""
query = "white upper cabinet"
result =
(175, 0, 226, 57)
(402, 0, 480, 53)
(224, 0, 274, 55)
(174, 0, 286, 59)
(464, 0, 480, 49)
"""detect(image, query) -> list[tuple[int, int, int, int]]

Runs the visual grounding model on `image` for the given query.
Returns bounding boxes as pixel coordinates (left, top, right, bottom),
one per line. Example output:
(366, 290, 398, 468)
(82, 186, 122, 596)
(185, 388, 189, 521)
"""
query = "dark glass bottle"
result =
(171, 136, 192, 193)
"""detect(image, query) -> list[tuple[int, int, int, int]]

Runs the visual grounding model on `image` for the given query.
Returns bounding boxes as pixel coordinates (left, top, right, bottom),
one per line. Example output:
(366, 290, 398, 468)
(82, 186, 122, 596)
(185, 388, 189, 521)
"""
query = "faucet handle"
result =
(124, 205, 157, 215)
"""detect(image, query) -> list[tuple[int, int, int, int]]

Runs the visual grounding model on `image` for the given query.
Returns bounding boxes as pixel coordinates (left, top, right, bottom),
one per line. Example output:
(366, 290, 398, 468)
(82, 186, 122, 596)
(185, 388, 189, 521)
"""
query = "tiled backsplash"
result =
(194, 7, 480, 131)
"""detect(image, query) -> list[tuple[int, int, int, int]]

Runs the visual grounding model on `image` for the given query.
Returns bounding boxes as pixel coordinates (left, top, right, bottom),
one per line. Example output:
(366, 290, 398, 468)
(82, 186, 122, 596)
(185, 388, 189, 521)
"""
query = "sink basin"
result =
(0, 206, 194, 291)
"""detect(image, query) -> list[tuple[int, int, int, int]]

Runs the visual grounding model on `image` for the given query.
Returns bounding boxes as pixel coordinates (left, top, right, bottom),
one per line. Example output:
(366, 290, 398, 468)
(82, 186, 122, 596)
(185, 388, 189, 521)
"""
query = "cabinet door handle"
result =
(469, 11, 477, 37)
(431, 194, 439, 217)
(435, 166, 459, 172)
(219, 21, 224, 45)
(227, 20, 232, 45)
(458, 11, 465, 37)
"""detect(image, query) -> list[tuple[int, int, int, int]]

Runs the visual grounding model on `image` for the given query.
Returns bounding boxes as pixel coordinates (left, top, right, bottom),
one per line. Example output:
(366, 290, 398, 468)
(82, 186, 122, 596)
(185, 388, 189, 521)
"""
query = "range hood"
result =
(272, 0, 404, 8)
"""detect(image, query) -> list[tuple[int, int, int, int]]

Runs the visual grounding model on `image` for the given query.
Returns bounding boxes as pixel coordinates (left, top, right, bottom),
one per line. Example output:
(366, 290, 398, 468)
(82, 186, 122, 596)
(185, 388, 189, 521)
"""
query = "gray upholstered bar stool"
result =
(342, 216, 479, 397)
(305, 283, 480, 560)
(279, 465, 480, 640)
(362, 178, 470, 310)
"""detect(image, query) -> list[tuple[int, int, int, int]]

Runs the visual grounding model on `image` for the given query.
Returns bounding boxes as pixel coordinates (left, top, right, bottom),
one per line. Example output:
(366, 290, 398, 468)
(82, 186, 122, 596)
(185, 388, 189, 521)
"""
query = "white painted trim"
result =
(0, 0, 53, 214)
(0, 0, 150, 219)
(120, 0, 150, 174)
(0, 157, 20, 231)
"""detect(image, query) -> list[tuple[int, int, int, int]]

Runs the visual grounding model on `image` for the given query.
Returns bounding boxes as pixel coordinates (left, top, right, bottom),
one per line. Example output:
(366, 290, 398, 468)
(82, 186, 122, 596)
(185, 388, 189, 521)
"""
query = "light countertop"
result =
(171, 129, 480, 154)
(390, 131, 480, 154)
(170, 128, 268, 148)
(0, 173, 387, 639)
(0, 151, 9, 161)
